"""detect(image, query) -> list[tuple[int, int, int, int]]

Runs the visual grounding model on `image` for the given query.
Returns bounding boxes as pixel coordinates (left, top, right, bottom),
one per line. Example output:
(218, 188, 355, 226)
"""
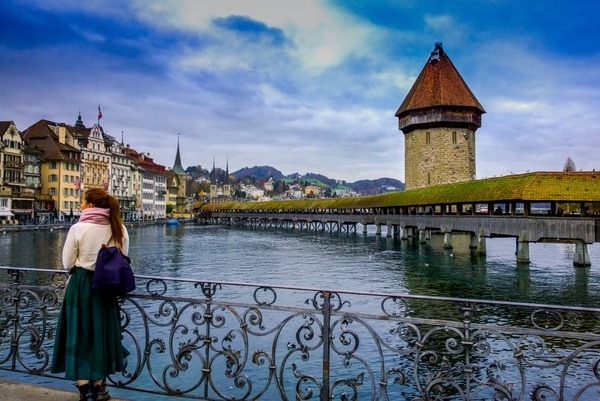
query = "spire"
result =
(172, 133, 185, 174)
(226, 157, 229, 184)
(212, 156, 216, 184)
(75, 111, 85, 128)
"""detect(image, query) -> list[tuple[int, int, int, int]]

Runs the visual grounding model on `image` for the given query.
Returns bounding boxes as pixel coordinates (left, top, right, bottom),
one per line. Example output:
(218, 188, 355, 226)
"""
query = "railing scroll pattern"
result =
(1, 266, 600, 400)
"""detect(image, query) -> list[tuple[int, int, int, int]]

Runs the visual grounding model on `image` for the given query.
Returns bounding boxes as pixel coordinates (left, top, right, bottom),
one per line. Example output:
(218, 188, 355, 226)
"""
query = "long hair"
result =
(83, 188, 125, 248)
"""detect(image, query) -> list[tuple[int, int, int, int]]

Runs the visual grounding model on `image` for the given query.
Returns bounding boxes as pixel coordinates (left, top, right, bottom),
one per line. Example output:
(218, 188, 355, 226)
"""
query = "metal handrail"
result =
(1, 266, 599, 400)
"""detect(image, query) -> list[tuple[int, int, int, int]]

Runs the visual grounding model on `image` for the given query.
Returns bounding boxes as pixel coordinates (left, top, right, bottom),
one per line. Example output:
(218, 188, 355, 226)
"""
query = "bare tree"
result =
(563, 157, 576, 172)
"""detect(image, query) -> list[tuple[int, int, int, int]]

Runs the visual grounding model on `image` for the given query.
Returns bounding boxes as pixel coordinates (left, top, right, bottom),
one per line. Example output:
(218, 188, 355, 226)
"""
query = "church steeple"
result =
(211, 156, 216, 185)
(172, 133, 185, 175)
(226, 157, 229, 183)
(75, 111, 85, 128)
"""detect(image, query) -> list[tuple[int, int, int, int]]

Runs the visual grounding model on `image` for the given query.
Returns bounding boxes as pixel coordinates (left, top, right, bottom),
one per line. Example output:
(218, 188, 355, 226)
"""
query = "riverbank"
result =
(0, 219, 195, 233)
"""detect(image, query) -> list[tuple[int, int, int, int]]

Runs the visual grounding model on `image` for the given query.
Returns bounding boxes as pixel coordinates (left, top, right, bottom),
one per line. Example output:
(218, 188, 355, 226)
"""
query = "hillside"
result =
(231, 165, 404, 195)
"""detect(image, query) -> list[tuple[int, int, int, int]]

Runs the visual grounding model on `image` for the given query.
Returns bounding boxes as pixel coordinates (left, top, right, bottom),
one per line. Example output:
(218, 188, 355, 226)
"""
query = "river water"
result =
(3, 223, 600, 400)
(2, 223, 600, 307)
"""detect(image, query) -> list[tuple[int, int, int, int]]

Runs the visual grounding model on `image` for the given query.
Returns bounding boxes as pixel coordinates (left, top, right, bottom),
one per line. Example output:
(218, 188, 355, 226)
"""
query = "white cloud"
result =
(132, 0, 376, 72)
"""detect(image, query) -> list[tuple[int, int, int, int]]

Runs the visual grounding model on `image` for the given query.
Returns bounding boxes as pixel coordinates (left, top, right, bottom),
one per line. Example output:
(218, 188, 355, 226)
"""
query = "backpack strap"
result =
(104, 235, 115, 248)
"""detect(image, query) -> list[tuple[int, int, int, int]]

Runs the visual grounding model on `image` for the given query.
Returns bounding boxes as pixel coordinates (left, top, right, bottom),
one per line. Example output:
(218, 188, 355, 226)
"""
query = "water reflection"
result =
(1, 224, 600, 307)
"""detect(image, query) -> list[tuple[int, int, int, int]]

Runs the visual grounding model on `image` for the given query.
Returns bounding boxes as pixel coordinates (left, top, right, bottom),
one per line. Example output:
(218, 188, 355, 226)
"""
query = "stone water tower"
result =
(395, 43, 485, 190)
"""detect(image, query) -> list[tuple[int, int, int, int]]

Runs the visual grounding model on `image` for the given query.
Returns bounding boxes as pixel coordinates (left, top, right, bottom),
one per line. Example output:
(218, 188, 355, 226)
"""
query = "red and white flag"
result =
(74, 177, 81, 190)
(98, 105, 103, 120)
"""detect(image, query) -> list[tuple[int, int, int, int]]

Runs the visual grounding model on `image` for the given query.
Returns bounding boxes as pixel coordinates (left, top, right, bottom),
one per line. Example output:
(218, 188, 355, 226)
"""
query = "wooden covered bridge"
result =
(198, 171, 600, 267)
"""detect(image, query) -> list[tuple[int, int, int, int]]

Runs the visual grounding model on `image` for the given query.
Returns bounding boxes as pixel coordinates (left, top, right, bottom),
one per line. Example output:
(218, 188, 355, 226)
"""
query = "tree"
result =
(563, 157, 576, 172)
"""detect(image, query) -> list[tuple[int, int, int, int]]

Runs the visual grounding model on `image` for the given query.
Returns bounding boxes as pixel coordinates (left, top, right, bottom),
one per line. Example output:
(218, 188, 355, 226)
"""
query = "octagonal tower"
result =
(396, 43, 485, 190)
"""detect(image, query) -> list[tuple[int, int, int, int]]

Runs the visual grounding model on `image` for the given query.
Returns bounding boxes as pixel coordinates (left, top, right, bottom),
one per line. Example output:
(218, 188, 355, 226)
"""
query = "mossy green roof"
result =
(202, 172, 600, 212)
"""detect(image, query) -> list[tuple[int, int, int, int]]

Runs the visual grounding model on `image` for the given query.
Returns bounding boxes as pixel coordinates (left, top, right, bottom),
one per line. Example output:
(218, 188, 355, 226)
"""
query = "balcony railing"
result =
(3, 161, 24, 169)
(1, 266, 600, 400)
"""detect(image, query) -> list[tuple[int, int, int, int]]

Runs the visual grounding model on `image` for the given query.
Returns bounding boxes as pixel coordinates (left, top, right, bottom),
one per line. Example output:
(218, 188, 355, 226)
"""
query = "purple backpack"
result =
(92, 244, 136, 294)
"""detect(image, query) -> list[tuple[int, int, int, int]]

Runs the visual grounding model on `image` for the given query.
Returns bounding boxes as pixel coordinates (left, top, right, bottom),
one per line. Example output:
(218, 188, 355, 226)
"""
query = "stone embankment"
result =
(0, 219, 192, 233)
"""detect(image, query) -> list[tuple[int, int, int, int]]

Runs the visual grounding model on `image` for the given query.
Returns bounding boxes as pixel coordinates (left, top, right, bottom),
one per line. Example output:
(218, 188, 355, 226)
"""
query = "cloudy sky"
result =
(1, 1, 599, 182)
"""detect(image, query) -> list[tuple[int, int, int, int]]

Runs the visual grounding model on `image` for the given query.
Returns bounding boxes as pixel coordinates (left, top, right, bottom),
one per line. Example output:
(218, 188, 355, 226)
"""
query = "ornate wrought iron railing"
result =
(1, 265, 600, 400)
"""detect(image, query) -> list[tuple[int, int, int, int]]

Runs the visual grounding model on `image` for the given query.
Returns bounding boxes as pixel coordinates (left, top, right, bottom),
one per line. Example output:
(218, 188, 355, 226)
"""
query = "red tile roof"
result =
(396, 43, 485, 117)
(20, 120, 80, 161)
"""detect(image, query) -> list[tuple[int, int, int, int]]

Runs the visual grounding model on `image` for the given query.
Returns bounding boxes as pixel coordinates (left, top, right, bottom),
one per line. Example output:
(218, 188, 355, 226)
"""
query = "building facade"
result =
(20, 120, 82, 221)
(16, 114, 171, 222)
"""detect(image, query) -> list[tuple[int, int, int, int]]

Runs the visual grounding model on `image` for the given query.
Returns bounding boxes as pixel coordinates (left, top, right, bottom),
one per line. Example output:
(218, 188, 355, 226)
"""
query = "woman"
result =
(51, 188, 129, 401)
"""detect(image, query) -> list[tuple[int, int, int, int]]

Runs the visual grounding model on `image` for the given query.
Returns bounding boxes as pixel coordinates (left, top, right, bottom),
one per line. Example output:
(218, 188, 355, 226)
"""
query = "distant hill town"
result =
(185, 164, 404, 200)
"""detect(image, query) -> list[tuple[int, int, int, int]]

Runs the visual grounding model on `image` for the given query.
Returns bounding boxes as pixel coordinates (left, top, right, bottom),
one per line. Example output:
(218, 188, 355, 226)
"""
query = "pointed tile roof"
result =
(172, 135, 185, 175)
(0, 121, 14, 134)
(396, 43, 485, 117)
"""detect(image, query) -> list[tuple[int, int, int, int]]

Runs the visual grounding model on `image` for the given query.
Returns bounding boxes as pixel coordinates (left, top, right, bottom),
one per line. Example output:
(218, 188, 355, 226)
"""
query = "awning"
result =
(0, 211, 14, 217)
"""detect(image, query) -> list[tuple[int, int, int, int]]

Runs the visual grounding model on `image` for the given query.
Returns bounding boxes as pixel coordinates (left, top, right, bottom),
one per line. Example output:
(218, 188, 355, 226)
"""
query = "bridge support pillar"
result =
(400, 226, 408, 240)
(517, 233, 530, 264)
(386, 223, 392, 238)
(362, 223, 368, 234)
(418, 229, 427, 244)
(469, 233, 478, 249)
(443, 232, 453, 249)
(393, 225, 400, 238)
(574, 241, 591, 267)
(375, 224, 382, 236)
(476, 235, 486, 256)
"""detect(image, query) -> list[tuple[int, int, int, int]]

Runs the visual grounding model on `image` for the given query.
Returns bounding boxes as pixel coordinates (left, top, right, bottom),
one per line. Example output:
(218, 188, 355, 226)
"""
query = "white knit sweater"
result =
(62, 222, 130, 272)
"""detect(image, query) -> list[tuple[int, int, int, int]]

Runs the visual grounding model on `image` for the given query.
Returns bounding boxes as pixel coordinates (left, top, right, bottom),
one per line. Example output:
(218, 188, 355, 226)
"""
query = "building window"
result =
(51, 162, 58, 169)
(50, 188, 57, 196)
(452, 131, 457, 144)
(425, 132, 430, 145)
(49, 174, 58, 182)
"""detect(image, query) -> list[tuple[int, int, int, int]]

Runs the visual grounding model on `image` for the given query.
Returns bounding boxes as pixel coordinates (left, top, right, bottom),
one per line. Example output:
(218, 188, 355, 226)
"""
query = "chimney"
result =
(58, 125, 67, 145)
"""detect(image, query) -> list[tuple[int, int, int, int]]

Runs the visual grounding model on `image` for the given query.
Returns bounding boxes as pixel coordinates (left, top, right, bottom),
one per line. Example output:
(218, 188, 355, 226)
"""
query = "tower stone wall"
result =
(404, 126, 475, 189)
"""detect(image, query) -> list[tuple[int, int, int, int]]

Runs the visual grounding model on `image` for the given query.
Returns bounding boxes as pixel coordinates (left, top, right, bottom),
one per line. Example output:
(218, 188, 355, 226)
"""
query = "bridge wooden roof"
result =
(395, 43, 485, 117)
(202, 172, 600, 212)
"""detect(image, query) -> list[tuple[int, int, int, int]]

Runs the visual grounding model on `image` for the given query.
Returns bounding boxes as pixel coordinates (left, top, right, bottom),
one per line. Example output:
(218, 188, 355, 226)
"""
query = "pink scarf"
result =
(78, 207, 110, 224)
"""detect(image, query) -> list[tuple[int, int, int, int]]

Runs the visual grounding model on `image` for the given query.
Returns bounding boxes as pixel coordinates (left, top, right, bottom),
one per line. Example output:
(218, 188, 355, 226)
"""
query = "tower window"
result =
(452, 131, 457, 144)
(426, 132, 431, 145)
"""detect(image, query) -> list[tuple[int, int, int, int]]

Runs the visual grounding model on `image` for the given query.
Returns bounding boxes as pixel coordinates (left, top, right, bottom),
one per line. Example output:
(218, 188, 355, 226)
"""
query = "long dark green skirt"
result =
(51, 267, 129, 381)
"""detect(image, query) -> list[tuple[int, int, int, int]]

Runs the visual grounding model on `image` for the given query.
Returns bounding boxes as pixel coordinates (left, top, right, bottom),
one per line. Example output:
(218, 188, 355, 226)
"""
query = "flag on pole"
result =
(74, 177, 81, 190)
(98, 105, 103, 120)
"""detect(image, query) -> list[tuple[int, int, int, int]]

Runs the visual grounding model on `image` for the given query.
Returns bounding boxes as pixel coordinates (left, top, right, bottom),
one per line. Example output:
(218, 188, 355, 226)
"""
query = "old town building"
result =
(15, 113, 175, 222)
(20, 120, 82, 221)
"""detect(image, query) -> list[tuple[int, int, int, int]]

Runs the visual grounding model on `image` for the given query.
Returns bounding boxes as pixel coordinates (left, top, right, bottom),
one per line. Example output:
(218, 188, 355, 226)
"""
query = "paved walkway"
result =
(0, 378, 129, 401)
